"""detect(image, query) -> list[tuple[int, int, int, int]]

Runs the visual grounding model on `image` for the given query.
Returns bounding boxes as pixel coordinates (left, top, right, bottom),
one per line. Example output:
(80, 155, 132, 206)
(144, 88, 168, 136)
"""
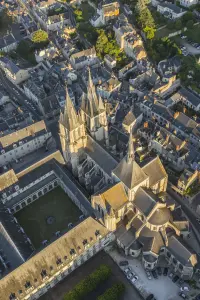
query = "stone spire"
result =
(61, 87, 80, 131)
(87, 67, 99, 117)
(98, 94, 105, 111)
(127, 131, 135, 163)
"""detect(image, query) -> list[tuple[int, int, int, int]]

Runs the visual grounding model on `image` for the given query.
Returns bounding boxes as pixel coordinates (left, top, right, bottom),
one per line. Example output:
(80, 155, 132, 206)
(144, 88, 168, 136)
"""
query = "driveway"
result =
(108, 247, 182, 300)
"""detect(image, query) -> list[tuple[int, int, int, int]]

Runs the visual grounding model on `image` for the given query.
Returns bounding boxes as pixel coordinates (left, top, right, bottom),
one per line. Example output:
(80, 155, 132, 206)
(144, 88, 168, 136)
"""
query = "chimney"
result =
(144, 121, 148, 128)
(183, 106, 187, 114)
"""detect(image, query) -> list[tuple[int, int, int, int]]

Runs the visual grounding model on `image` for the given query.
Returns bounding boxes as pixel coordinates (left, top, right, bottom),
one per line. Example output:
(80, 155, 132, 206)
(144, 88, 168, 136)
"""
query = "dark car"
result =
(146, 294, 155, 300)
(152, 269, 158, 279)
(163, 267, 168, 276)
(119, 260, 128, 267)
(172, 275, 179, 283)
(157, 267, 162, 276)
(195, 295, 200, 300)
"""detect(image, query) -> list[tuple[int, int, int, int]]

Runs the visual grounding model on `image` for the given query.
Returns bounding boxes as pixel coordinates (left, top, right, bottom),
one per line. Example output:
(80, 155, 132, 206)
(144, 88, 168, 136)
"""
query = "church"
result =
(60, 72, 197, 279)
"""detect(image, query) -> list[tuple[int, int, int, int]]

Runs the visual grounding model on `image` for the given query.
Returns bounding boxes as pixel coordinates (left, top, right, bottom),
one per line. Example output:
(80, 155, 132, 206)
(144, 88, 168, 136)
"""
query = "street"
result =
(0, 69, 41, 121)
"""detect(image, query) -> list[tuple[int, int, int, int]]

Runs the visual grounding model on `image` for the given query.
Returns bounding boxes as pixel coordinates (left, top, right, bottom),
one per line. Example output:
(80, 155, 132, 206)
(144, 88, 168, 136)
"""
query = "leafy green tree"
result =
(167, 21, 175, 29)
(32, 30, 48, 44)
(182, 11, 195, 23)
(186, 20, 194, 29)
(144, 26, 156, 39)
(175, 19, 182, 30)
(137, 7, 155, 29)
(135, 0, 146, 13)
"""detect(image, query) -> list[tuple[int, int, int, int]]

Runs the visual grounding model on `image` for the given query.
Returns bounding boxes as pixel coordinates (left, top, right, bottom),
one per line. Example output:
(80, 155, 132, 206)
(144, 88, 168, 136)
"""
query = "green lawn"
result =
(15, 187, 81, 249)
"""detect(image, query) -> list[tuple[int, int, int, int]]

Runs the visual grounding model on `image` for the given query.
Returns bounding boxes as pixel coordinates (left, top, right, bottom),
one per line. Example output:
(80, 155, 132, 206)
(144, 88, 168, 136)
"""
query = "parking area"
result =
(108, 248, 184, 300)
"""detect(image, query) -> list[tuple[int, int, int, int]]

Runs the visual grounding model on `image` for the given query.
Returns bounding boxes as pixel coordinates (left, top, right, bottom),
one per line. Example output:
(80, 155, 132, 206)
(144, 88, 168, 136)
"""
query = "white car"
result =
(131, 276, 138, 284)
(146, 270, 152, 280)
(127, 272, 135, 279)
(180, 286, 189, 292)
(124, 266, 132, 274)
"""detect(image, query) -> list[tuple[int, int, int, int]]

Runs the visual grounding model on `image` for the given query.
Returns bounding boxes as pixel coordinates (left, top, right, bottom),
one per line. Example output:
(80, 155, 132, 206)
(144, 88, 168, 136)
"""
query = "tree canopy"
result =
(95, 29, 127, 66)
(31, 30, 48, 44)
(136, 7, 155, 30)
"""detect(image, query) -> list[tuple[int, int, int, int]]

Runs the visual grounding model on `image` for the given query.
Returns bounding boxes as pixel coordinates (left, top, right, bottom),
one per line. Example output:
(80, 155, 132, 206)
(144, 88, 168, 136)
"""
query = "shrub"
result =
(63, 265, 112, 300)
(97, 283, 125, 300)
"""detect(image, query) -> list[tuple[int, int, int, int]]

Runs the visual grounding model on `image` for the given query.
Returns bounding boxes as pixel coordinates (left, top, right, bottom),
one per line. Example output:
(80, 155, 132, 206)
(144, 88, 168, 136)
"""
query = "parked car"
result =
(172, 275, 179, 283)
(157, 267, 162, 275)
(179, 292, 187, 299)
(163, 267, 168, 276)
(119, 260, 128, 266)
(195, 295, 200, 300)
(127, 272, 135, 279)
(145, 270, 152, 280)
(152, 269, 158, 279)
(124, 266, 132, 274)
(146, 294, 155, 300)
(131, 276, 138, 284)
(180, 287, 189, 292)
(168, 272, 174, 279)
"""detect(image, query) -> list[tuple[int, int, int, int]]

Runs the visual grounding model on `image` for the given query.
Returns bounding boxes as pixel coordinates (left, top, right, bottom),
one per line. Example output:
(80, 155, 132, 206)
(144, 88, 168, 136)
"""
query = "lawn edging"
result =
(97, 282, 125, 300)
(63, 264, 111, 300)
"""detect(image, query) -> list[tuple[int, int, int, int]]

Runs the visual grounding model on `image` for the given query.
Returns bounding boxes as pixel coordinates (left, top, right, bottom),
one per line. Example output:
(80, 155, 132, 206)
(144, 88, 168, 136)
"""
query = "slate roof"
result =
(179, 87, 200, 107)
(134, 188, 157, 216)
(142, 156, 167, 188)
(0, 217, 109, 300)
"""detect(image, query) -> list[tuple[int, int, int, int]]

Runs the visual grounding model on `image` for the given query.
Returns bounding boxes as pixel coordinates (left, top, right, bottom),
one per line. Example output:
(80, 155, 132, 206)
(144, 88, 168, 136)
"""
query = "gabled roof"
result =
(112, 133, 148, 189)
(142, 156, 167, 188)
(0, 217, 109, 300)
(95, 182, 128, 211)
(122, 110, 136, 126)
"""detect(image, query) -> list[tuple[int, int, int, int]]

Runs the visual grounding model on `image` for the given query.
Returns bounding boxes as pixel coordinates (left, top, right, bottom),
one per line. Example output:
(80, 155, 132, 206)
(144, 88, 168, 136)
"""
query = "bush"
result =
(63, 265, 112, 300)
(32, 30, 48, 44)
(97, 283, 125, 300)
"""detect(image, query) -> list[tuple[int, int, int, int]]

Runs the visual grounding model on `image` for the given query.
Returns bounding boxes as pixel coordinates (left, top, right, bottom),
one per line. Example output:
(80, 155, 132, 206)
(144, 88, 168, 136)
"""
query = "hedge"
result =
(97, 283, 125, 300)
(63, 265, 111, 300)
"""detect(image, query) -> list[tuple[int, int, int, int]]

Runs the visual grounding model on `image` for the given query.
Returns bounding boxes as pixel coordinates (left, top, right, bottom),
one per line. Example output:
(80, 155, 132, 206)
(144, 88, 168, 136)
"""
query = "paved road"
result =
(167, 186, 200, 246)
(0, 69, 41, 121)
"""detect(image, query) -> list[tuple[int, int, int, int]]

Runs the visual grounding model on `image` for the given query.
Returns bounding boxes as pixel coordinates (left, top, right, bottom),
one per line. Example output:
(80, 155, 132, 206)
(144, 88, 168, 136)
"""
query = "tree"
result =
(144, 26, 156, 39)
(186, 20, 194, 29)
(135, 0, 146, 13)
(32, 30, 48, 44)
(182, 11, 195, 23)
(136, 7, 155, 30)
(175, 19, 182, 30)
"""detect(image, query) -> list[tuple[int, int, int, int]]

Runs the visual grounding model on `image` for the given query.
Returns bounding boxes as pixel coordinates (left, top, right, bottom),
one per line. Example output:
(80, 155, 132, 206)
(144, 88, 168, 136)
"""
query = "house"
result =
(177, 168, 199, 193)
(0, 57, 30, 84)
(113, 15, 147, 60)
(0, 34, 17, 53)
(70, 47, 98, 70)
(178, 87, 200, 112)
(180, 0, 198, 7)
(90, 0, 120, 27)
(158, 56, 181, 81)
(97, 76, 121, 99)
(104, 54, 117, 69)
(39, 94, 60, 120)
(157, 3, 186, 19)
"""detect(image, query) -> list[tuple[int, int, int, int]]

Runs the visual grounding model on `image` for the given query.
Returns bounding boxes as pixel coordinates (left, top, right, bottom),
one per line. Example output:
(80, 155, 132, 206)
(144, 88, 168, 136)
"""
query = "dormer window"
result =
(41, 269, 47, 279)
(18, 290, 22, 295)
(50, 266, 54, 271)
(34, 278, 37, 283)
(64, 255, 68, 260)
(83, 239, 88, 246)
(56, 258, 62, 266)
(95, 230, 100, 237)
(24, 281, 31, 289)
(70, 248, 76, 256)
(9, 293, 16, 300)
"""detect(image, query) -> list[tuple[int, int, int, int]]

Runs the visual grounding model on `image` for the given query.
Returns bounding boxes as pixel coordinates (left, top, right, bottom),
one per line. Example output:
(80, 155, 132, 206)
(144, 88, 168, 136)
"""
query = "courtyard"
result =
(15, 187, 81, 249)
